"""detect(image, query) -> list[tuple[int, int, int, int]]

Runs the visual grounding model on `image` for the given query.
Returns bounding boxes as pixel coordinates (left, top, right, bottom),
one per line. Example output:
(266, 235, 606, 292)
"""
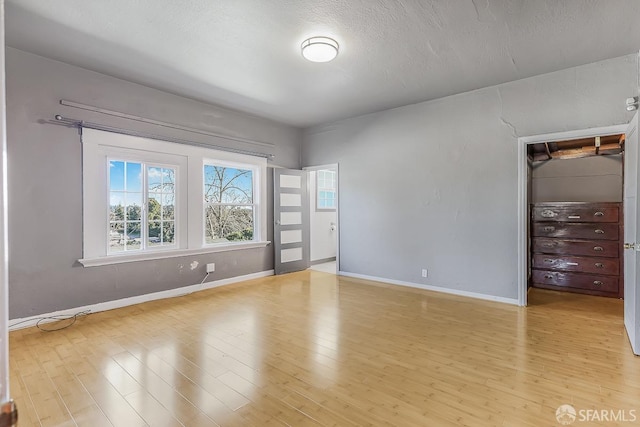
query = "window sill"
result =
(78, 241, 271, 267)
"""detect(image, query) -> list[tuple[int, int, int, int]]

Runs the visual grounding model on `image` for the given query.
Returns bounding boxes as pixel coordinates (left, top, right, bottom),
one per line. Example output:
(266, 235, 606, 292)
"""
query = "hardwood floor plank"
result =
(111, 351, 220, 426)
(123, 389, 184, 427)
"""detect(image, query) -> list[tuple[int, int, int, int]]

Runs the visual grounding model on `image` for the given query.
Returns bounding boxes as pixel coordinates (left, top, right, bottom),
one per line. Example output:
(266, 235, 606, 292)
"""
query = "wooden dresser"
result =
(530, 202, 622, 298)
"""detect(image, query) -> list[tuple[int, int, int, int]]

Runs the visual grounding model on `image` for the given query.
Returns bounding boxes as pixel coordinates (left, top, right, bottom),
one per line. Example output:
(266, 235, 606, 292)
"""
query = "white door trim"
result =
(0, 0, 11, 407)
(303, 163, 340, 274)
(517, 124, 627, 306)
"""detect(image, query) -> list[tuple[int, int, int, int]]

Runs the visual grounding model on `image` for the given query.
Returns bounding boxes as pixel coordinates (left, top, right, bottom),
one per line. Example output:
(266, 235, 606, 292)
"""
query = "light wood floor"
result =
(8, 270, 640, 426)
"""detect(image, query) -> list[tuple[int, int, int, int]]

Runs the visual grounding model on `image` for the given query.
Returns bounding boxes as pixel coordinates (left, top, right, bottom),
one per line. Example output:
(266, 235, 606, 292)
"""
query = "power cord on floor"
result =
(14, 273, 212, 328)
(9, 310, 91, 332)
(178, 272, 210, 297)
(200, 272, 210, 285)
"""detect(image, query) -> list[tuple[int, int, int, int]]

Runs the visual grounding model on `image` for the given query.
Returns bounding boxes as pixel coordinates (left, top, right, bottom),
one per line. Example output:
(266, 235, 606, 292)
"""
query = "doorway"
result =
(528, 134, 625, 298)
(304, 164, 339, 274)
(517, 120, 640, 355)
(517, 124, 628, 306)
(273, 165, 339, 275)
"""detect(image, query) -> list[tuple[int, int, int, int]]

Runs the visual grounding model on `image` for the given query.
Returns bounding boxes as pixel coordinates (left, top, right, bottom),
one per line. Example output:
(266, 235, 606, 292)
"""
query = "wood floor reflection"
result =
(9, 271, 640, 426)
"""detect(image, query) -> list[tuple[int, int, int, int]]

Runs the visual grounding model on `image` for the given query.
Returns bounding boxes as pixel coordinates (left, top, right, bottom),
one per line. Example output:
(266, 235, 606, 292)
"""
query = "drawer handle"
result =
(543, 226, 556, 232)
(593, 280, 604, 286)
(594, 211, 605, 217)
(595, 229, 605, 234)
(542, 242, 557, 247)
(544, 259, 555, 263)
(593, 246, 604, 251)
(595, 263, 604, 268)
(568, 215, 581, 219)
(541, 210, 556, 218)
(566, 262, 579, 266)
(544, 274, 554, 279)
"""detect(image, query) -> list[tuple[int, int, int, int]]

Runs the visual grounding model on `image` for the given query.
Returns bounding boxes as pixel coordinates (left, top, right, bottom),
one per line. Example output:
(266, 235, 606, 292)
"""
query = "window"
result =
(204, 164, 256, 244)
(316, 169, 337, 210)
(108, 161, 176, 253)
(81, 128, 268, 266)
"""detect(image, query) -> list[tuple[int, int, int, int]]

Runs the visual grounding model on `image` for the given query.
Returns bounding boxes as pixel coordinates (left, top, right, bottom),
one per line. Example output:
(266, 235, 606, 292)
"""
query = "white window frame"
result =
(80, 128, 269, 267)
(316, 169, 337, 211)
(106, 159, 179, 254)
(202, 158, 261, 246)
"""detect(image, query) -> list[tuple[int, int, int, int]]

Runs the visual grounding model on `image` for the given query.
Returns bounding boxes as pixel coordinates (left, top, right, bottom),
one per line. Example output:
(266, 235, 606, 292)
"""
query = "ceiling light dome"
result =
(301, 37, 339, 63)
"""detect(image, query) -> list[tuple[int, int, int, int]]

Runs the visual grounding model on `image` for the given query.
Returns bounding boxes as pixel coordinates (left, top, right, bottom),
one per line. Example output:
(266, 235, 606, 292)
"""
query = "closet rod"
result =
(48, 115, 275, 160)
(59, 99, 275, 148)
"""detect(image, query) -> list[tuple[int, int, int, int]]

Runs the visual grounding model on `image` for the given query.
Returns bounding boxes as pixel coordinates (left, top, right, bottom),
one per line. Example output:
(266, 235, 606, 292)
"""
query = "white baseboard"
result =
(338, 271, 519, 306)
(9, 269, 274, 331)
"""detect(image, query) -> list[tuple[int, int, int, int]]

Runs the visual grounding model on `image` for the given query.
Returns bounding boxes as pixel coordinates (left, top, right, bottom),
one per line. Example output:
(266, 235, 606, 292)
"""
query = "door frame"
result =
(0, 0, 13, 415)
(517, 124, 628, 306)
(303, 163, 340, 274)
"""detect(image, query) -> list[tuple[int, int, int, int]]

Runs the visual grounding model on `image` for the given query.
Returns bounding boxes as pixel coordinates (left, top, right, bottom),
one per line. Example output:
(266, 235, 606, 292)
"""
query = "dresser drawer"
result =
(532, 206, 618, 223)
(531, 238, 619, 257)
(531, 223, 619, 240)
(532, 254, 619, 275)
(531, 270, 619, 293)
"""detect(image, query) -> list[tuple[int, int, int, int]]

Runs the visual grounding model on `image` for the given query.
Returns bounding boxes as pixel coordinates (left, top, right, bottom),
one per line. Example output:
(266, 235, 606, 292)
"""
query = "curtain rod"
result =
(59, 99, 275, 148)
(48, 115, 275, 160)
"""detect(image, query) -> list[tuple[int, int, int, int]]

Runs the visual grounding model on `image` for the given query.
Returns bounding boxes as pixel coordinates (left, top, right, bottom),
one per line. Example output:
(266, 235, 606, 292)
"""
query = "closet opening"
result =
(527, 133, 625, 299)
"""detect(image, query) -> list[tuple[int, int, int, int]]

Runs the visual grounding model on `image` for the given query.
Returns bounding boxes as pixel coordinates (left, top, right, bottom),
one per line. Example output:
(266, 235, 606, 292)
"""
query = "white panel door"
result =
(623, 112, 639, 355)
(274, 169, 309, 274)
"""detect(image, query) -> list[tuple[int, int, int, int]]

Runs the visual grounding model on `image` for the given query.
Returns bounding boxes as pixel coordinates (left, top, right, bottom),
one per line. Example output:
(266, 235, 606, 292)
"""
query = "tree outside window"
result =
(204, 165, 255, 244)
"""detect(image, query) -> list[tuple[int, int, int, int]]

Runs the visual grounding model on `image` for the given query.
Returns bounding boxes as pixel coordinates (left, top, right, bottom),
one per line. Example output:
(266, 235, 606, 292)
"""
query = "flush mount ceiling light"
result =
(301, 36, 339, 63)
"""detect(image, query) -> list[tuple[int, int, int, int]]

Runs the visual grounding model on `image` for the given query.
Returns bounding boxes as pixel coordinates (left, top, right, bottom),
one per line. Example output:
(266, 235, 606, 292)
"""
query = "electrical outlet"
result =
(421, 268, 428, 278)
(206, 263, 216, 273)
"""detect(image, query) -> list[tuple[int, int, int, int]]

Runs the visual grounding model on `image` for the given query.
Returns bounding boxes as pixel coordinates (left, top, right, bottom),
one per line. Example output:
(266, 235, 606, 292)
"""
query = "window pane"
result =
(109, 222, 124, 252)
(317, 169, 336, 210)
(126, 162, 142, 192)
(204, 205, 254, 244)
(109, 161, 125, 191)
(148, 167, 173, 193)
(162, 168, 175, 192)
(148, 194, 162, 221)
(110, 192, 125, 211)
(125, 222, 141, 250)
(204, 165, 253, 204)
(125, 193, 143, 221)
(162, 194, 175, 220)
(148, 166, 162, 192)
(110, 201, 125, 221)
(148, 221, 161, 246)
(126, 222, 141, 239)
(162, 221, 175, 245)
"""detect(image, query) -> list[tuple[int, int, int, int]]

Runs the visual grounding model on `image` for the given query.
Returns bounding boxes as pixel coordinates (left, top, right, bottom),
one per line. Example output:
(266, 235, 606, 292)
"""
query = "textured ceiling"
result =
(6, 0, 640, 127)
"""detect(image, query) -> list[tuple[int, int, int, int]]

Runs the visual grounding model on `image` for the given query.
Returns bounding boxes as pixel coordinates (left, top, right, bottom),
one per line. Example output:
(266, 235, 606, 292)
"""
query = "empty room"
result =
(2, 1, 640, 426)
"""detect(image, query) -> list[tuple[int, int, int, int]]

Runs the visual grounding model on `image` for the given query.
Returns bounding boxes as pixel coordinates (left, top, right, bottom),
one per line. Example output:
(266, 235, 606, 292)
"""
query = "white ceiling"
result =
(6, 1, 640, 128)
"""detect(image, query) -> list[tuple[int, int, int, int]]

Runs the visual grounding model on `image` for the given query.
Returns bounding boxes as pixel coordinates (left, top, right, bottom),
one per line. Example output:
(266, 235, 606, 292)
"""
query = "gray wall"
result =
(531, 155, 623, 203)
(7, 48, 302, 319)
(302, 54, 638, 300)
